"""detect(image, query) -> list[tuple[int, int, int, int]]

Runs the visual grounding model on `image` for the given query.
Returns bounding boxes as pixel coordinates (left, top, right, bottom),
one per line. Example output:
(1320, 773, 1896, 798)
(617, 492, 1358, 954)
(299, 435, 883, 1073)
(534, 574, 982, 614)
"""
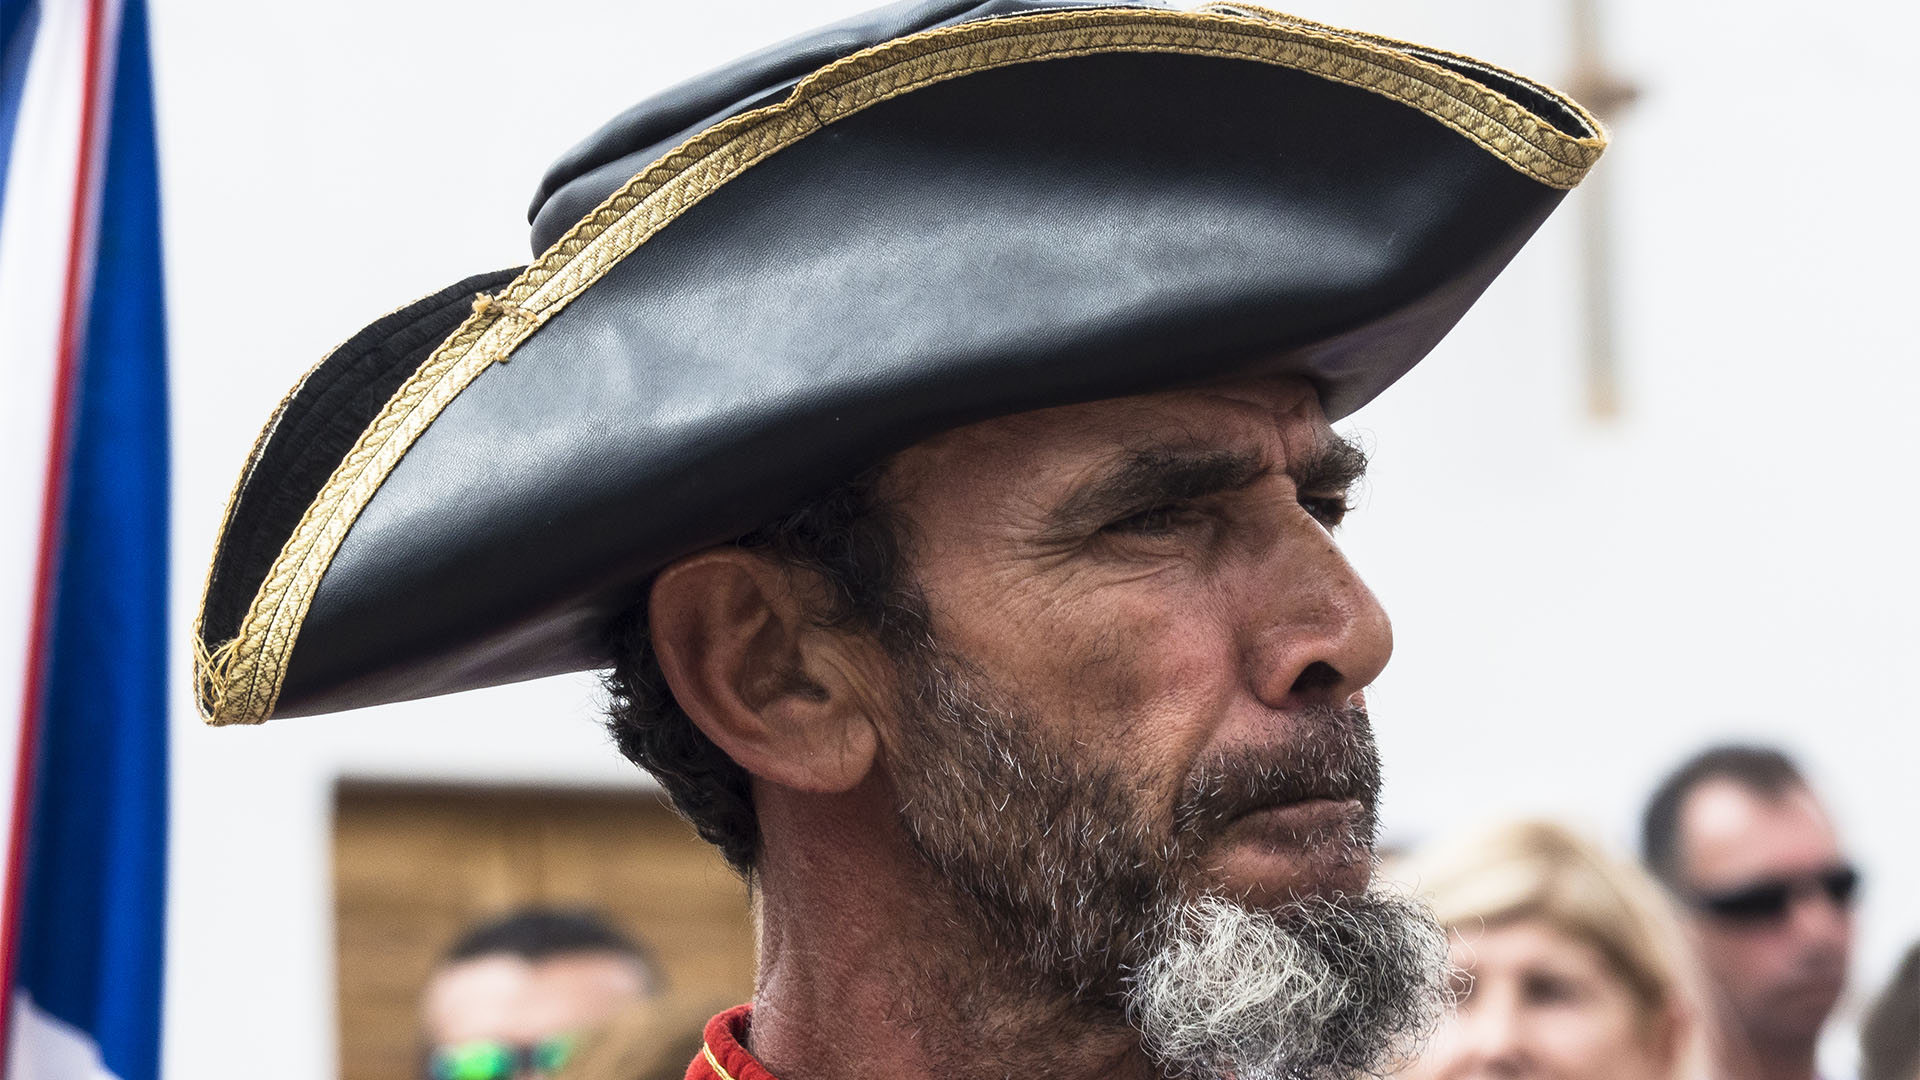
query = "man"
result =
(421, 909, 660, 1080)
(1643, 746, 1858, 1080)
(191, 3, 1605, 1078)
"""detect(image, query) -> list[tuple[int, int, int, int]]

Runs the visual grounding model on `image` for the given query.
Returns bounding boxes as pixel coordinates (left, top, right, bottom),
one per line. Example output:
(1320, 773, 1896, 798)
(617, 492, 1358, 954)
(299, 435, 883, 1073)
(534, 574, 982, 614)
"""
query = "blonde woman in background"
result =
(1393, 821, 1713, 1080)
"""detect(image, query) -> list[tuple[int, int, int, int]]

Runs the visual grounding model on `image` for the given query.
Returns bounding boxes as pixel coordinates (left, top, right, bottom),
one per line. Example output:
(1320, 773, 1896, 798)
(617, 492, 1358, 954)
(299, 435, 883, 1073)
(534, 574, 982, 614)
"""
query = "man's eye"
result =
(1104, 504, 1201, 537)
(1300, 493, 1351, 528)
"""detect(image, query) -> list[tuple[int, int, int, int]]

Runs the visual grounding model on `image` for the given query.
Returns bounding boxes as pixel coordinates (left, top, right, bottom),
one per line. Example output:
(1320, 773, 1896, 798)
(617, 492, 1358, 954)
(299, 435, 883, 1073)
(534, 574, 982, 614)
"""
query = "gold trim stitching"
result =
(1196, 3, 1605, 145)
(700, 1043, 738, 1080)
(197, 6, 1606, 724)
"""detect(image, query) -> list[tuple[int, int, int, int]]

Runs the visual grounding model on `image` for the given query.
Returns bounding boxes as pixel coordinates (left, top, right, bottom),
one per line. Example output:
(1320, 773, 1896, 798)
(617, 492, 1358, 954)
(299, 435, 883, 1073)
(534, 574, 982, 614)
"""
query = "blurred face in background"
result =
(1675, 779, 1853, 1049)
(1405, 917, 1676, 1080)
(421, 950, 651, 1079)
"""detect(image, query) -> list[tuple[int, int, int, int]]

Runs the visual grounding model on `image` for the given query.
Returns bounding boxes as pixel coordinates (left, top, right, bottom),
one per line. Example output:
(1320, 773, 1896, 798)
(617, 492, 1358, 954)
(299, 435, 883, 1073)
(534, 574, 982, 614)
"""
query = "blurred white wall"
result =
(143, 1, 1918, 1078)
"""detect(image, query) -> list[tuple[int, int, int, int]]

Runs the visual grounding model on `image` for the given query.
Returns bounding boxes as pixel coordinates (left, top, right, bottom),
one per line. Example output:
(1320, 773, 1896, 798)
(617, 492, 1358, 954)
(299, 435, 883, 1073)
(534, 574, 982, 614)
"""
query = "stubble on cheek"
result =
(1043, 589, 1230, 768)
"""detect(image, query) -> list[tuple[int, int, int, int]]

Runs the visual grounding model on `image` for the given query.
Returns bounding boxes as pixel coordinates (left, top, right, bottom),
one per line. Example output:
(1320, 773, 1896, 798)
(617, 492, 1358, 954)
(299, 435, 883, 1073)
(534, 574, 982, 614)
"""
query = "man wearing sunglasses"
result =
(421, 909, 660, 1080)
(1643, 745, 1857, 1080)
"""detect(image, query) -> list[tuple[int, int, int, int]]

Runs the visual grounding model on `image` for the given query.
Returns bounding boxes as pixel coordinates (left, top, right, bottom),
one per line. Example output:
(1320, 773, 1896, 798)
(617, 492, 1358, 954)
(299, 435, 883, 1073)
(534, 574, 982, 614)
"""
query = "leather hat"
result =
(194, 0, 1604, 724)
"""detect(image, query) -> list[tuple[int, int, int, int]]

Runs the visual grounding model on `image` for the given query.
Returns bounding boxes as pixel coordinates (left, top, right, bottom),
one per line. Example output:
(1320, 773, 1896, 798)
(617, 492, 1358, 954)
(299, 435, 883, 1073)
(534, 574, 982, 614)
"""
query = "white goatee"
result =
(1126, 891, 1450, 1080)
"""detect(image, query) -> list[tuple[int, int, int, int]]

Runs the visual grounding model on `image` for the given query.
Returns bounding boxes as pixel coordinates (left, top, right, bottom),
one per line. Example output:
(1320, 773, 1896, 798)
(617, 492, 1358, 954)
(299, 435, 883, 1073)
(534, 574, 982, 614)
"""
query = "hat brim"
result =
(195, 3, 1603, 724)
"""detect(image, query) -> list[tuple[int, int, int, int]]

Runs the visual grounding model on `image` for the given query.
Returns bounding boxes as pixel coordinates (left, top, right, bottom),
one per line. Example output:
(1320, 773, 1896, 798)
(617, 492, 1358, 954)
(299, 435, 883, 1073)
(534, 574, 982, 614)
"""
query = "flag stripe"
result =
(8, 993, 119, 1080)
(0, 0, 89, 915)
(0, 0, 123, 1070)
(0, 2, 43, 214)
(0, 0, 103, 1040)
(8, 0, 166, 1073)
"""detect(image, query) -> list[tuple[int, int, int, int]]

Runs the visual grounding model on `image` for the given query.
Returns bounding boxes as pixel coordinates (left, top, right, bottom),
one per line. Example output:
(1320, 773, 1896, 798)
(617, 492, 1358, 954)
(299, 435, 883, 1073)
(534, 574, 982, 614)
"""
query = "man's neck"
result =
(743, 779, 1155, 1080)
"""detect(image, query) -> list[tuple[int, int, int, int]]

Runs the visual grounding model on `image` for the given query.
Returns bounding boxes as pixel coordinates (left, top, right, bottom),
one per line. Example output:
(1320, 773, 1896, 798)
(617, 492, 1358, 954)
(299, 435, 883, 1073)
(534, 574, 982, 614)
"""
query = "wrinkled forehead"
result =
(885, 375, 1333, 496)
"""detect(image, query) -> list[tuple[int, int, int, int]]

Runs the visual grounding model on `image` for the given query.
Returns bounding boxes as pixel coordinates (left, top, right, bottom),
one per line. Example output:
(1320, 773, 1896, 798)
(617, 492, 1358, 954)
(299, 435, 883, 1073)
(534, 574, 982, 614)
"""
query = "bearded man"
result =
(190, 3, 1605, 1078)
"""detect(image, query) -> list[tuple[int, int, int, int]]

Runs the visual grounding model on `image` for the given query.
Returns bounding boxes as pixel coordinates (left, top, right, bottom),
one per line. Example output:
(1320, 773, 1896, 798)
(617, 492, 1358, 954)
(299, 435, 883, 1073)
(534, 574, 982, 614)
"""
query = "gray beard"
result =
(1125, 891, 1448, 1080)
(887, 642, 1448, 1080)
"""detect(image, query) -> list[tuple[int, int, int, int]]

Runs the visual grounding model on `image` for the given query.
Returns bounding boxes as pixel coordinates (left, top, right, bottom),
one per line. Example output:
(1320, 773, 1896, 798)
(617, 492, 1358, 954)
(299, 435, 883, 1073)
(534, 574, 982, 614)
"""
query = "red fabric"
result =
(685, 1004, 782, 1080)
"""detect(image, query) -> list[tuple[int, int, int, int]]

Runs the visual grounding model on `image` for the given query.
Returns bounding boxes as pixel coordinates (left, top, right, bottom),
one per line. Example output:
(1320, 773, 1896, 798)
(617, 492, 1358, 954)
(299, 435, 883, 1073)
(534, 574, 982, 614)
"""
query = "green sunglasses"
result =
(427, 1035, 579, 1080)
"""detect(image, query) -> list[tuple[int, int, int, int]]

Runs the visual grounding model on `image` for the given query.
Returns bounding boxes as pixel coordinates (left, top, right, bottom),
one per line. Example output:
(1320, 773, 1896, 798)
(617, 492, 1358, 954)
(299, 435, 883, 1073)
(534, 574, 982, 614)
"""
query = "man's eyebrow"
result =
(1294, 434, 1368, 494)
(1045, 448, 1270, 533)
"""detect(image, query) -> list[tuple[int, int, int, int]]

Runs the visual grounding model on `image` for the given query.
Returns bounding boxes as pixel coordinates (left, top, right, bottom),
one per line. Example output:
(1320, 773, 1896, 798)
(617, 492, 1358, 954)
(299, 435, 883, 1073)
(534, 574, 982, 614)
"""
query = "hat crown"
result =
(529, 0, 1148, 253)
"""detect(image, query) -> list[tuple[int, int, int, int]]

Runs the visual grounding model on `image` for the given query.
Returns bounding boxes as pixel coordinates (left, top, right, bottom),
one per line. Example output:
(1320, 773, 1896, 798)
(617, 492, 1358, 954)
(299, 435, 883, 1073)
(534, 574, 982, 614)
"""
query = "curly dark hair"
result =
(602, 463, 926, 875)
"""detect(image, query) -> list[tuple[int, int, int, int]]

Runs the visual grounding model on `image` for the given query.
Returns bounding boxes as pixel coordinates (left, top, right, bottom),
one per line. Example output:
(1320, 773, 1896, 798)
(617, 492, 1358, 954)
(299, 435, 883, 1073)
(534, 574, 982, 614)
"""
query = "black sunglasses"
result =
(1691, 865, 1860, 923)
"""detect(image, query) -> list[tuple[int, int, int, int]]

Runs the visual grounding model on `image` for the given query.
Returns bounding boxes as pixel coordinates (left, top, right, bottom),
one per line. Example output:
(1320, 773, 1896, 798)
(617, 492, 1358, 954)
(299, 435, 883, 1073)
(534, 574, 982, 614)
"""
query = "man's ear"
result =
(647, 549, 882, 794)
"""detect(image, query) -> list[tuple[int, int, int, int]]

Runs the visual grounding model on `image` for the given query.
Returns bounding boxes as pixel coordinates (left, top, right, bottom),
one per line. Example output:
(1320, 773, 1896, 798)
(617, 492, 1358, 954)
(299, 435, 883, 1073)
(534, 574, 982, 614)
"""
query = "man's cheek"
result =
(1063, 602, 1235, 759)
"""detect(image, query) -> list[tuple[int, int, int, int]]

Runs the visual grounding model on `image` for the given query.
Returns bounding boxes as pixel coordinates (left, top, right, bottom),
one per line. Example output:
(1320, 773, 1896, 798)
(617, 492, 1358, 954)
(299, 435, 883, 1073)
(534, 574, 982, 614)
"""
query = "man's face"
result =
(880, 375, 1392, 903)
(1676, 780, 1853, 1048)
(868, 376, 1442, 1076)
(421, 951, 650, 1077)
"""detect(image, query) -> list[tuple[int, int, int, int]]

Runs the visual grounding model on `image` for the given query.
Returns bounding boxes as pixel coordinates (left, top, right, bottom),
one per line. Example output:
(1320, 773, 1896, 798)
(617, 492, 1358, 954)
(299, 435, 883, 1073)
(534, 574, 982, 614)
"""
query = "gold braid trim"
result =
(700, 1043, 738, 1080)
(1197, 2, 1606, 156)
(197, 5, 1605, 724)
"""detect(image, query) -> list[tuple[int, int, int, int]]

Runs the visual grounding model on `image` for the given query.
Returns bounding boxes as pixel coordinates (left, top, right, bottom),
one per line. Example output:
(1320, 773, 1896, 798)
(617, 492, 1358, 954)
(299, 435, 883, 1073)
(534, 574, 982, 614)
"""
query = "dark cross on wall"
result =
(1565, 0, 1639, 419)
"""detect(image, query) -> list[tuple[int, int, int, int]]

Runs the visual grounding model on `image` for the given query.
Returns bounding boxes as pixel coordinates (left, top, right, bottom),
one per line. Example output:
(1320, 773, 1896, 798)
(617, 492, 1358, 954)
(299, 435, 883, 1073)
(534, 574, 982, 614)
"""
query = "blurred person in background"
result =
(421, 909, 661, 1080)
(1642, 746, 1857, 1080)
(1394, 820, 1711, 1080)
(1858, 942, 1919, 1080)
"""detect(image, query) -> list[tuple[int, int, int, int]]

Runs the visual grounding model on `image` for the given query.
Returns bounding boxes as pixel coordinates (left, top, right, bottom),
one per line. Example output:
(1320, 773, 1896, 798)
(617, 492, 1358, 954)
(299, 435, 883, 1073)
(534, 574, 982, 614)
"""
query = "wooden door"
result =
(333, 780, 754, 1080)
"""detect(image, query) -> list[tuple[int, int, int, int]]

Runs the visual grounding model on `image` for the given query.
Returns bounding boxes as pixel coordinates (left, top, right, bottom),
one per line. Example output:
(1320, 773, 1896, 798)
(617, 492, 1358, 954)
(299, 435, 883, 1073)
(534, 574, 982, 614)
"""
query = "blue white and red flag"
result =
(0, 0, 168, 1077)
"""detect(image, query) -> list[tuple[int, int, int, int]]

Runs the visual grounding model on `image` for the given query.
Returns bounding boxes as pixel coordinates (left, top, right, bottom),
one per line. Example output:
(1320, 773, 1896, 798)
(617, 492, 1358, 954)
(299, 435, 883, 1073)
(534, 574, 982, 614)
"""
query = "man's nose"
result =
(1243, 525, 1393, 710)
(1787, 885, 1853, 953)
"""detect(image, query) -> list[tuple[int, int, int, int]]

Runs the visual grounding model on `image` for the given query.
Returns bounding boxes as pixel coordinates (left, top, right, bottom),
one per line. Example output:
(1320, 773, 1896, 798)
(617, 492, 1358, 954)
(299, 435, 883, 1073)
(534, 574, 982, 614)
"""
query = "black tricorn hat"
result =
(194, 0, 1604, 725)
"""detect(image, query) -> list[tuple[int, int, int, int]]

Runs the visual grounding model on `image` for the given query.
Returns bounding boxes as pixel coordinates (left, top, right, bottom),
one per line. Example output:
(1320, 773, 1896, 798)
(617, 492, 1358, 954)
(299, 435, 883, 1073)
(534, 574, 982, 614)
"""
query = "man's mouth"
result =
(1226, 798, 1371, 851)
(1232, 795, 1365, 825)
(1773, 962, 1848, 1004)
(1170, 703, 1385, 881)
(1178, 759, 1379, 844)
(1203, 795, 1375, 903)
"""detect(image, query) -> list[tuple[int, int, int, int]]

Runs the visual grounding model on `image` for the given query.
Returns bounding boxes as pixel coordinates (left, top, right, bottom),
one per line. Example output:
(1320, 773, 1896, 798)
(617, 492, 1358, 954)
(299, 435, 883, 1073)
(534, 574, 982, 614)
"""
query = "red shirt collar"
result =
(687, 1004, 782, 1080)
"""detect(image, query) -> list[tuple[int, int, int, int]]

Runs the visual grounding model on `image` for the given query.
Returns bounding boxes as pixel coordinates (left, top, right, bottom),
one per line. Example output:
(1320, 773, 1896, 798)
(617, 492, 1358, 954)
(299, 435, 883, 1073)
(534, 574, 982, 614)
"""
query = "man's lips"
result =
(1209, 797, 1374, 900)
(1226, 797, 1368, 845)
(1171, 705, 1384, 845)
